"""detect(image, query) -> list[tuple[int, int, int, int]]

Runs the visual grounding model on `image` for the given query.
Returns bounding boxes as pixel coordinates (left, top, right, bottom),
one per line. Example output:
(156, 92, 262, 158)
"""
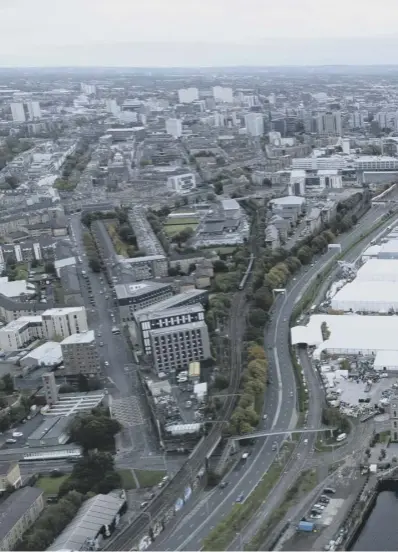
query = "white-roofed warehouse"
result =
(356, 259, 398, 282)
(331, 281, 398, 312)
(291, 314, 398, 357)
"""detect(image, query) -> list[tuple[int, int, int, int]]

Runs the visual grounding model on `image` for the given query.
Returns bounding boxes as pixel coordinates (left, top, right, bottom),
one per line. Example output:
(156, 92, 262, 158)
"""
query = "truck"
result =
(297, 521, 315, 532)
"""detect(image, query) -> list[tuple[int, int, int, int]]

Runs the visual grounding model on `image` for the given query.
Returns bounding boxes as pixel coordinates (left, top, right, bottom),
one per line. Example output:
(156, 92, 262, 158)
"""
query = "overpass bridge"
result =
(232, 426, 336, 441)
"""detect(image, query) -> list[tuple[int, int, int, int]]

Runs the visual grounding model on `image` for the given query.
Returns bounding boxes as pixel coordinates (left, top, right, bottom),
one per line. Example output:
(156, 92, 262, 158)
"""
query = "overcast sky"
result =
(2, 0, 398, 66)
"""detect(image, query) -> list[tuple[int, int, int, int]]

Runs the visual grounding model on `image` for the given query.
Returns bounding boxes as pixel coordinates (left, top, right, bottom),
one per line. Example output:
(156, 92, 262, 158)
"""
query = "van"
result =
(336, 433, 347, 442)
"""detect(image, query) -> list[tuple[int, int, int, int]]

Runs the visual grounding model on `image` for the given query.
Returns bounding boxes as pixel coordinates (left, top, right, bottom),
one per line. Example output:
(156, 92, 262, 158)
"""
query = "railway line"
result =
(107, 207, 261, 550)
(108, 289, 249, 551)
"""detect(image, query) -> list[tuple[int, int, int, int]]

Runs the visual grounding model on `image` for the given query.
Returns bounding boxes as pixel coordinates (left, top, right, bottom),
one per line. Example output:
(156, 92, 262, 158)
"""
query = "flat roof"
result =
(270, 196, 305, 206)
(332, 280, 398, 305)
(291, 314, 398, 354)
(42, 306, 85, 316)
(28, 416, 69, 442)
(22, 341, 62, 364)
(379, 240, 398, 254)
(221, 199, 240, 210)
(45, 392, 104, 417)
(60, 330, 95, 345)
(119, 254, 166, 265)
(134, 290, 206, 319)
(114, 281, 170, 300)
(0, 316, 42, 332)
(356, 259, 398, 282)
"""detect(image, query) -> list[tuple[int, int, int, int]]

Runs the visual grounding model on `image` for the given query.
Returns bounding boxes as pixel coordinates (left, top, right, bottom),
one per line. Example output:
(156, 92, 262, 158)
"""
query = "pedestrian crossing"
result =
(111, 395, 144, 427)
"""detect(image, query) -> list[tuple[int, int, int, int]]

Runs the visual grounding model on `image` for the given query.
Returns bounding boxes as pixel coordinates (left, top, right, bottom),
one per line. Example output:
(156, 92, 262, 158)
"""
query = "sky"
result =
(2, 0, 398, 66)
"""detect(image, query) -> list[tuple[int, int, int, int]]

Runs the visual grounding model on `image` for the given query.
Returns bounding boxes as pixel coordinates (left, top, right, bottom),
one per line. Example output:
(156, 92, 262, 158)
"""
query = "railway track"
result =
(108, 208, 262, 550)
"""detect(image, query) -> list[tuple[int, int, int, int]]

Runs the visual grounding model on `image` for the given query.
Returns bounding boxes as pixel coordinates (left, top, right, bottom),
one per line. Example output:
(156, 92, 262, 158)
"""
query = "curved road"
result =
(146, 204, 392, 552)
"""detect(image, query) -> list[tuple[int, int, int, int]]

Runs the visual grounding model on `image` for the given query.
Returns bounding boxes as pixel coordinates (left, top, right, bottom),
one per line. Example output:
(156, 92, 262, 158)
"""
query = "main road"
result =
(147, 203, 391, 552)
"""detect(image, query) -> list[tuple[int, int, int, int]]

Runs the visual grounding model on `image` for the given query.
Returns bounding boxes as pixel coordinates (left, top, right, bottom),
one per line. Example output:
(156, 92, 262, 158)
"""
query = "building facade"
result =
(115, 282, 173, 323)
(61, 330, 100, 377)
(0, 487, 44, 551)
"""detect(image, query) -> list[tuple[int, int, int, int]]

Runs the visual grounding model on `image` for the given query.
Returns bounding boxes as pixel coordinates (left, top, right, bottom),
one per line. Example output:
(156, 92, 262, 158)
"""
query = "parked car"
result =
(323, 487, 336, 494)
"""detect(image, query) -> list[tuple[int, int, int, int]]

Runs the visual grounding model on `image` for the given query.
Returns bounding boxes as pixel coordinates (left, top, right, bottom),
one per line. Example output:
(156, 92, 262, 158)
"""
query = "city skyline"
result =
(3, 0, 398, 66)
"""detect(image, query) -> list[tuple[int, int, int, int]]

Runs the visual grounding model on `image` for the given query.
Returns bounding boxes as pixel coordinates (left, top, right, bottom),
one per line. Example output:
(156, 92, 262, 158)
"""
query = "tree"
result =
(68, 410, 121, 451)
(5, 175, 19, 189)
(214, 182, 223, 195)
(253, 287, 274, 311)
(213, 260, 228, 273)
(297, 245, 313, 265)
(322, 407, 350, 434)
(2, 373, 14, 394)
(44, 261, 56, 275)
(88, 257, 101, 272)
(248, 308, 268, 328)
(59, 452, 120, 496)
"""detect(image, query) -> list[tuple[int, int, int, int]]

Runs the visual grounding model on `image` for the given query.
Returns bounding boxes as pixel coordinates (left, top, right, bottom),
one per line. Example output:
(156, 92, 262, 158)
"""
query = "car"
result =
(289, 391, 294, 397)
(310, 513, 322, 519)
(263, 414, 268, 420)
(140, 501, 149, 509)
(272, 442, 278, 451)
(319, 496, 330, 504)
(219, 481, 229, 489)
(104, 361, 109, 366)
(5, 439, 16, 444)
(99, 342, 104, 347)
(236, 493, 244, 503)
(313, 503, 325, 510)
(303, 438, 308, 444)
(323, 487, 336, 494)
(12, 432, 23, 438)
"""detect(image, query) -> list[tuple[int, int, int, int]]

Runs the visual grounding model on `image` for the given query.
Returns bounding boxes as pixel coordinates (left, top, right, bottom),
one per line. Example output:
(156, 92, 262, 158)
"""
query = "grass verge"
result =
(245, 469, 318, 551)
(36, 475, 69, 494)
(202, 442, 295, 551)
(134, 469, 166, 488)
(118, 469, 137, 490)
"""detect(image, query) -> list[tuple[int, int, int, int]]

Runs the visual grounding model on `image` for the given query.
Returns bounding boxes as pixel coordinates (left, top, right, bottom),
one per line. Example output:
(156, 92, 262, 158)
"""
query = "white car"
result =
(313, 503, 325, 510)
(12, 432, 23, 438)
(303, 438, 308, 444)
(104, 361, 109, 367)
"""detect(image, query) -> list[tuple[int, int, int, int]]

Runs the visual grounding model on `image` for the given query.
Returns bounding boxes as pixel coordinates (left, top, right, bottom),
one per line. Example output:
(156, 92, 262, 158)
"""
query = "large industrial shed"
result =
(291, 314, 398, 358)
(356, 259, 398, 282)
(331, 281, 398, 312)
(48, 491, 127, 551)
